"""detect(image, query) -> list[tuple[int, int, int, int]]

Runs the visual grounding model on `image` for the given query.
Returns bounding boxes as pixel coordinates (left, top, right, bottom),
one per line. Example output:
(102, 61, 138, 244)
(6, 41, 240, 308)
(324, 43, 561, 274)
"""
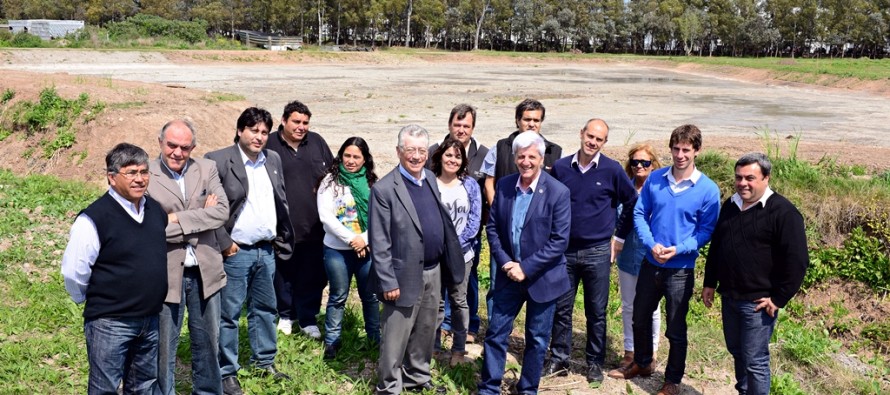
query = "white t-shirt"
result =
(437, 179, 474, 262)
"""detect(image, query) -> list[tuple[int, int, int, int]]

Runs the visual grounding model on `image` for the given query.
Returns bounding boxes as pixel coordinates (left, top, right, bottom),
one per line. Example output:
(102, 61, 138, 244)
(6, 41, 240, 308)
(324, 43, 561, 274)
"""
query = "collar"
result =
(108, 187, 146, 212)
(398, 164, 426, 186)
(277, 126, 309, 148)
(665, 166, 702, 185)
(571, 151, 600, 172)
(731, 186, 774, 211)
(159, 157, 189, 179)
(237, 144, 266, 166)
(515, 171, 542, 194)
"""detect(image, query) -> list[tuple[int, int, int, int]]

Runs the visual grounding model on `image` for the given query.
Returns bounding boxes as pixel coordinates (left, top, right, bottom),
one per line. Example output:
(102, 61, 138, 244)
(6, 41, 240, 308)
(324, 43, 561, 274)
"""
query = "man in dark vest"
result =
(61, 142, 168, 394)
(264, 100, 334, 339)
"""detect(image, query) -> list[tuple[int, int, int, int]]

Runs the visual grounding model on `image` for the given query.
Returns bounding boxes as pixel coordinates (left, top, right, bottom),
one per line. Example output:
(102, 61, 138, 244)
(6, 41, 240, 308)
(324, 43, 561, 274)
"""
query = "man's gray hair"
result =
(106, 143, 149, 174)
(397, 124, 429, 147)
(735, 152, 772, 177)
(512, 131, 545, 157)
(159, 119, 197, 146)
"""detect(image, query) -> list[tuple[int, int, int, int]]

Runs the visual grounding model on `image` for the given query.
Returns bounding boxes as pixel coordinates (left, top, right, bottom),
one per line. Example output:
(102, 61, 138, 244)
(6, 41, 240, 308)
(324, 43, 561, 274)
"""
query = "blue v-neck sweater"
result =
(633, 166, 721, 269)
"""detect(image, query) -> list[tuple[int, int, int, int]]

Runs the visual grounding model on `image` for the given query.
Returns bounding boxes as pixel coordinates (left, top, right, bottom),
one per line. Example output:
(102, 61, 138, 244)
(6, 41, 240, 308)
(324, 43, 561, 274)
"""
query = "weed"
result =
(1, 88, 14, 104)
(203, 92, 246, 103)
(1, 87, 104, 157)
(771, 372, 806, 394)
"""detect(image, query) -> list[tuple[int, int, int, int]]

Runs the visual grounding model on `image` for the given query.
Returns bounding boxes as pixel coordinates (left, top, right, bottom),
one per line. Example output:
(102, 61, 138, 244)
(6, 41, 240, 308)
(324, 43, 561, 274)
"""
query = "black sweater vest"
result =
(81, 193, 168, 319)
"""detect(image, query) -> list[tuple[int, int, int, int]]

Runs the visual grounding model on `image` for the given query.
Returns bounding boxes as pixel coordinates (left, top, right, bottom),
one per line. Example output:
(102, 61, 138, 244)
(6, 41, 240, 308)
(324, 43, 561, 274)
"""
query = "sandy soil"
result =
(2, 49, 890, 394)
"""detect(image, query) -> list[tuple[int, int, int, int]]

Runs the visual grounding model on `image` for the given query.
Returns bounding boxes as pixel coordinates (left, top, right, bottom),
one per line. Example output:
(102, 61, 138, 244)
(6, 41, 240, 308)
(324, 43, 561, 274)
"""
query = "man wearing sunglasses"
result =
(545, 119, 637, 383)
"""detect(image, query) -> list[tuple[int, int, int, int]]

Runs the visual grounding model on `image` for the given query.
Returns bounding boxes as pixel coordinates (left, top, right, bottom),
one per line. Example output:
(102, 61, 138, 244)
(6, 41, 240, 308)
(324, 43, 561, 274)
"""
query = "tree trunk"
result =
(474, 0, 490, 50)
(317, 0, 324, 45)
(404, 0, 413, 47)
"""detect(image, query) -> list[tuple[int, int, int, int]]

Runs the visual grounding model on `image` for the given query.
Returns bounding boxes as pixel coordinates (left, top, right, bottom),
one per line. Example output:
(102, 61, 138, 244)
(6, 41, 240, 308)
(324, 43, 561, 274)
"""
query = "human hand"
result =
(702, 287, 715, 308)
(204, 194, 218, 208)
(223, 243, 240, 257)
(384, 289, 400, 301)
(754, 297, 779, 317)
(653, 245, 676, 264)
(611, 239, 624, 263)
(168, 213, 179, 224)
(350, 236, 367, 252)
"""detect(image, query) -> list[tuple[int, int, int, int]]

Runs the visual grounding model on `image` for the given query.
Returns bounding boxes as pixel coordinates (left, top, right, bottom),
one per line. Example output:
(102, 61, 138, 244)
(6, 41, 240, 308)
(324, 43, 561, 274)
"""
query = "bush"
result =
(107, 14, 208, 44)
(8, 32, 45, 48)
(2, 88, 104, 158)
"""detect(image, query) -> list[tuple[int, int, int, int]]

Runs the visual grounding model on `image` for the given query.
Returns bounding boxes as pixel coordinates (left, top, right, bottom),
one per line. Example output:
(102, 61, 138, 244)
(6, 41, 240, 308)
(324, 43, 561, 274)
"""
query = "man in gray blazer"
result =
(369, 124, 465, 395)
(147, 119, 229, 395)
(205, 108, 295, 395)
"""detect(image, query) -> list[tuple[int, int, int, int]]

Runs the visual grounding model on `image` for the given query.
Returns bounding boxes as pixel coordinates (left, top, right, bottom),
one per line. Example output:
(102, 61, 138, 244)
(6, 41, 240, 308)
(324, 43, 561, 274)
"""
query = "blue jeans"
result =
(722, 296, 777, 395)
(219, 243, 278, 378)
(84, 315, 160, 395)
(442, 241, 481, 334)
(633, 262, 694, 384)
(550, 242, 611, 366)
(323, 246, 380, 346)
(275, 242, 326, 327)
(158, 269, 221, 395)
(479, 280, 556, 395)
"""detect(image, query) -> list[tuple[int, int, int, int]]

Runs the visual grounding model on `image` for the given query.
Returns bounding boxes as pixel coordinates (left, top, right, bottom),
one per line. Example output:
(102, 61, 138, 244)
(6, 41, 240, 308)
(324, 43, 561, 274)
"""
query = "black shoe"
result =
(323, 343, 340, 360)
(544, 360, 570, 377)
(586, 363, 604, 383)
(222, 376, 243, 395)
(405, 381, 447, 394)
(255, 365, 291, 381)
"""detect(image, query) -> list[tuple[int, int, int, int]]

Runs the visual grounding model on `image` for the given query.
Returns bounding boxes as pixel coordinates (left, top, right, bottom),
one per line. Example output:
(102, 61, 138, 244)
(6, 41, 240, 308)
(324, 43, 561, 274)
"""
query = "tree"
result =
(677, 6, 704, 56)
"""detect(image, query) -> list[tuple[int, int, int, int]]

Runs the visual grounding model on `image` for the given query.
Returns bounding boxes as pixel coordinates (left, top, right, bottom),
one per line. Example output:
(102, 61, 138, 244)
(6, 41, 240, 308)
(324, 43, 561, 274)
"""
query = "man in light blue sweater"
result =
(609, 124, 721, 395)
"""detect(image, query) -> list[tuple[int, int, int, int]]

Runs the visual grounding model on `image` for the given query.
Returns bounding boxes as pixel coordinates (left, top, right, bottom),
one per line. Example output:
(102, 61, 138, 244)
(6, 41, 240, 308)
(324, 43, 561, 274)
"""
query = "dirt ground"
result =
(2, 49, 890, 394)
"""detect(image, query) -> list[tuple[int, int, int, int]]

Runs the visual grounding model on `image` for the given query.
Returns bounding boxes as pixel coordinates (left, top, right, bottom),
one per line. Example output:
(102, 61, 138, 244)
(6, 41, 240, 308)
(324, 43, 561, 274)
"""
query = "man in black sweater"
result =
(61, 143, 168, 394)
(702, 152, 809, 395)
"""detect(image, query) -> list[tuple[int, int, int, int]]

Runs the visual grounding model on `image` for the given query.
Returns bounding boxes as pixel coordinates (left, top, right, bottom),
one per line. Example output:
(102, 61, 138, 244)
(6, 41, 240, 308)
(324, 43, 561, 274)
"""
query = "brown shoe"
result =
(450, 351, 470, 367)
(657, 381, 679, 395)
(466, 332, 476, 344)
(607, 362, 653, 380)
(617, 350, 634, 370)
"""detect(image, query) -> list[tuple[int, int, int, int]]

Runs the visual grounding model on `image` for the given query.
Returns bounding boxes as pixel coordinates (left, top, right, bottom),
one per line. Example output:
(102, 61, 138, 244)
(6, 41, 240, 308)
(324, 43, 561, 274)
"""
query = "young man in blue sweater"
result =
(610, 124, 721, 395)
(546, 119, 637, 383)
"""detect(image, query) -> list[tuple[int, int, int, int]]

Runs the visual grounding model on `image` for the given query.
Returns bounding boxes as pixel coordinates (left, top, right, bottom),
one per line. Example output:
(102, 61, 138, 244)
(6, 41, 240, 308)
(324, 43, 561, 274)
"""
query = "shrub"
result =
(2, 88, 104, 158)
(9, 32, 44, 48)
(107, 14, 208, 44)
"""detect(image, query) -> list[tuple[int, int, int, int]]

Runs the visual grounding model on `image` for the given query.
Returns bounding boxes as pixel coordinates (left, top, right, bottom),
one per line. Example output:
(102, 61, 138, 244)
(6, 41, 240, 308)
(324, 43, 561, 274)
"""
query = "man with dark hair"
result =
(205, 107, 294, 395)
(703, 152, 808, 395)
(265, 100, 334, 339)
(62, 142, 168, 394)
(369, 125, 465, 394)
(546, 118, 637, 383)
(148, 119, 229, 395)
(610, 124, 721, 395)
(426, 103, 489, 345)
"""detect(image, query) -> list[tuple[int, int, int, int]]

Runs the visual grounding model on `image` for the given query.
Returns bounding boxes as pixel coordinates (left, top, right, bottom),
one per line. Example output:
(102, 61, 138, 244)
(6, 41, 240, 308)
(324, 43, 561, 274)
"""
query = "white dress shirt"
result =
(230, 145, 277, 246)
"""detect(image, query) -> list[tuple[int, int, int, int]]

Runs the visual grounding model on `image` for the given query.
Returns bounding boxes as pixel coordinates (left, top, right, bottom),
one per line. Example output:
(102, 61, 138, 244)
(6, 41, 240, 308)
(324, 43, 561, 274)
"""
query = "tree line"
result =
(2, 0, 889, 58)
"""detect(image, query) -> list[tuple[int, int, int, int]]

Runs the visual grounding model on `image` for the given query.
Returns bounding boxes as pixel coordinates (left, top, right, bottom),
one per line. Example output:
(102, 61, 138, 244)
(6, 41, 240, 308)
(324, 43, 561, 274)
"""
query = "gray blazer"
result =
(146, 157, 229, 303)
(368, 167, 464, 307)
(204, 144, 294, 260)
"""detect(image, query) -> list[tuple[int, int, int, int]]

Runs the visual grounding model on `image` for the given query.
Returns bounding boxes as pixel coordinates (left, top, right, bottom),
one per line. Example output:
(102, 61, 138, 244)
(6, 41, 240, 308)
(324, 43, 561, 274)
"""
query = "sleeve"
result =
(518, 185, 571, 280)
(678, 182, 721, 255)
(169, 164, 229, 240)
(369, 186, 399, 292)
(481, 149, 497, 177)
(486, 186, 512, 268)
(317, 177, 361, 245)
(634, 177, 657, 250)
(459, 177, 482, 251)
(771, 203, 810, 307)
(61, 214, 100, 304)
(702, 200, 731, 289)
(614, 171, 637, 240)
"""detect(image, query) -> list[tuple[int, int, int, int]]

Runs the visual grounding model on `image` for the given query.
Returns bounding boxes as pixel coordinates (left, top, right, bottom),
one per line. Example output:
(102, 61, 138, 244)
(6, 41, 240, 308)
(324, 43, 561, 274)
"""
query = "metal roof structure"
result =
(7, 20, 84, 40)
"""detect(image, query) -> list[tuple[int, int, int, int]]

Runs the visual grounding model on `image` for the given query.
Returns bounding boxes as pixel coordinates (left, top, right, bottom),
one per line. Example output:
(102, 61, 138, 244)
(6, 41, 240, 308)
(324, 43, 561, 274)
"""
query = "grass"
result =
(0, 164, 889, 393)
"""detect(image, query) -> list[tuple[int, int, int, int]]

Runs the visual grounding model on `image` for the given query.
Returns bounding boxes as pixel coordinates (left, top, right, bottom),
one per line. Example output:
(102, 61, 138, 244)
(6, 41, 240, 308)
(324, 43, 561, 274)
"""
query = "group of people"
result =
(61, 98, 809, 395)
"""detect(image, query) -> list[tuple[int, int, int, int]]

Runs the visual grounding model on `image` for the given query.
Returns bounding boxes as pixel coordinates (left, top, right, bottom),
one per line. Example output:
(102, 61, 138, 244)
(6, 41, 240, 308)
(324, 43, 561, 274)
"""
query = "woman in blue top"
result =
(431, 135, 481, 366)
(610, 143, 663, 375)
(316, 137, 380, 360)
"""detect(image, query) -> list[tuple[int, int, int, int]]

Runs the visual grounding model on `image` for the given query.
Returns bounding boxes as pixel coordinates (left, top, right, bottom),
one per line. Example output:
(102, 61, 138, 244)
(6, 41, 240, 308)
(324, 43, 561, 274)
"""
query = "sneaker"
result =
(276, 318, 292, 335)
(301, 324, 322, 340)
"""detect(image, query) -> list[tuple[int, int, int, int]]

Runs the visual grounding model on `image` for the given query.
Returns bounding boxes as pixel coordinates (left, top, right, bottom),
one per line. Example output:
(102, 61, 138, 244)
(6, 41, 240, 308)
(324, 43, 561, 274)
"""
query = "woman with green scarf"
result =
(316, 137, 380, 360)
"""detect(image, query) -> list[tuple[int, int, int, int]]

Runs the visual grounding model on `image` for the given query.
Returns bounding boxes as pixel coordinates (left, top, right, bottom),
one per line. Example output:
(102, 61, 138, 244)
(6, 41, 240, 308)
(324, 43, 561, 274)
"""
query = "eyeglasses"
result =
(400, 147, 428, 157)
(116, 170, 151, 180)
(165, 141, 195, 152)
(630, 159, 652, 168)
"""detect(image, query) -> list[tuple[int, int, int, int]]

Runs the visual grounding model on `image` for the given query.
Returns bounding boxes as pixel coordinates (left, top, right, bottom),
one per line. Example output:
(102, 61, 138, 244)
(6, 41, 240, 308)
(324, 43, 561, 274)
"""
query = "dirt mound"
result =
(0, 70, 249, 184)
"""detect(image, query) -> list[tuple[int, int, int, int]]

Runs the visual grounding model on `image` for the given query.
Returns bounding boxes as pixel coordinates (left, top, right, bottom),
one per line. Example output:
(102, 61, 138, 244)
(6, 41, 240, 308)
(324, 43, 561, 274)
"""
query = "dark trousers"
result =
(274, 242, 326, 327)
(722, 295, 777, 395)
(549, 242, 611, 366)
(632, 262, 694, 384)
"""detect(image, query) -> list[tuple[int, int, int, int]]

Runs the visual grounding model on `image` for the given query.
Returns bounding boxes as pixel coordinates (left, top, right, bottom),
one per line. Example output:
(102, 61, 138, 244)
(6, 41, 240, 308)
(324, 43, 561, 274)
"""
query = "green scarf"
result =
(338, 163, 370, 231)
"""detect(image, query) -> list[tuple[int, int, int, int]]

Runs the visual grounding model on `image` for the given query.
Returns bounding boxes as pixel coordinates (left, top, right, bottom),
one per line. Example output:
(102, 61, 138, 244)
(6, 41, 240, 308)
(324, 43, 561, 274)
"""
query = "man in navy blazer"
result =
(479, 131, 571, 395)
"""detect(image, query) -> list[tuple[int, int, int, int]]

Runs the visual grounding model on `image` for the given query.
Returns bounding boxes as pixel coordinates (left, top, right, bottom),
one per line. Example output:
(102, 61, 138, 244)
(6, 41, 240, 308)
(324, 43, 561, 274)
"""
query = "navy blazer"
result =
(487, 170, 571, 303)
(205, 144, 295, 261)
(368, 167, 465, 307)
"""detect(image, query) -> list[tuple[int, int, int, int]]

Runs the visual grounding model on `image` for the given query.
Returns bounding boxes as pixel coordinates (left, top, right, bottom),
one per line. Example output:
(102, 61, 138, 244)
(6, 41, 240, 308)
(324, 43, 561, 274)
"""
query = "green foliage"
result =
(777, 315, 840, 366)
(771, 372, 807, 394)
(805, 227, 890, 292)
(1, 31, 46, 48)
(693, 150, 734, 197)
(2, 87, 104, 158)
(108, 14, 209, 44)
(1, 89, 14, 104)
